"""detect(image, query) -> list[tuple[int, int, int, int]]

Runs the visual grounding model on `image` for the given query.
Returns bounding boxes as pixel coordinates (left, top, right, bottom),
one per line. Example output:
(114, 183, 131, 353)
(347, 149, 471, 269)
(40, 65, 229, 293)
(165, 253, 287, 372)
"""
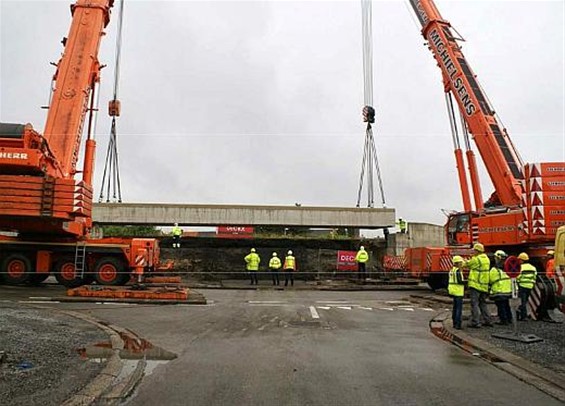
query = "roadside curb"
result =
(430, 311, 565, 403)
(58, 310, 125, 406)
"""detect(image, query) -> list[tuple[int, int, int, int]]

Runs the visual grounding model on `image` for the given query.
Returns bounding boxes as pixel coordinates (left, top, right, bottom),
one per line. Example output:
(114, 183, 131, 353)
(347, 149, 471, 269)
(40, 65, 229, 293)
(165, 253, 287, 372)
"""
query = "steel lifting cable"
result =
(356, 0, 386, 208)
(99, 0, 125, 203)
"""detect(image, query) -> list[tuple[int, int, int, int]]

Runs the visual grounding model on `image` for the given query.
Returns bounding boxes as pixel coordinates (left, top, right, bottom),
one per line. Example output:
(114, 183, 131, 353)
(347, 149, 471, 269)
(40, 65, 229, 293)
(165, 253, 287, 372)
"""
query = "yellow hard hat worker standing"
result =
(448, 256, 465, 330)
(283, 250, 296, 287)
(489, 250, 512, 325)
(516, 252, 537, 321)
(355, 246, 369, 282)
(466, 243, 492, 328)
(245, 248, 261, 286)
(269, 252, 282, 286)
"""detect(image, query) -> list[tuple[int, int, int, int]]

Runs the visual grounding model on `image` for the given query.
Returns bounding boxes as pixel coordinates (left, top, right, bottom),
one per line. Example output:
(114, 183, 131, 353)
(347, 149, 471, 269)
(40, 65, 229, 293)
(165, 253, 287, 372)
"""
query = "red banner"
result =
(217, 226, 254, 239)
(337, 250, 357, 271)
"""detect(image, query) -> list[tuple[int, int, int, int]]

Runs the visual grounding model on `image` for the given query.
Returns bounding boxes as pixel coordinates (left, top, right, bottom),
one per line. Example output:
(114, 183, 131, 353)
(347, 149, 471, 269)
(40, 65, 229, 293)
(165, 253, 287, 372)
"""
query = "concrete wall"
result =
(386, 222, 446, 256)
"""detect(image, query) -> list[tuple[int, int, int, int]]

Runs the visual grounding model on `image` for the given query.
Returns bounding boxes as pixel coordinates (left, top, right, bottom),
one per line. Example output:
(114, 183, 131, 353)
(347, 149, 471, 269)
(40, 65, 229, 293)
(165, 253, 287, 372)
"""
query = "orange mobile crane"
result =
(0, 0, 169, 289)
(384, 0, 565, 289)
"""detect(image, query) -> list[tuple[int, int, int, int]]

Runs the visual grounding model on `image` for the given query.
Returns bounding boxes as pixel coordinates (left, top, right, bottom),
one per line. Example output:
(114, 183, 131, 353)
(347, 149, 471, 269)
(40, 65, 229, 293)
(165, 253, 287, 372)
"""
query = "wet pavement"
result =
(1, 285, 562, 405)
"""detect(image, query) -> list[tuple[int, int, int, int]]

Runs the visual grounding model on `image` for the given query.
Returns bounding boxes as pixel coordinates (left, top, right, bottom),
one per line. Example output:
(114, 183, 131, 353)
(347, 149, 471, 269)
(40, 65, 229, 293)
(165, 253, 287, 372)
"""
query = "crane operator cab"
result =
(446, 212, 471, 246)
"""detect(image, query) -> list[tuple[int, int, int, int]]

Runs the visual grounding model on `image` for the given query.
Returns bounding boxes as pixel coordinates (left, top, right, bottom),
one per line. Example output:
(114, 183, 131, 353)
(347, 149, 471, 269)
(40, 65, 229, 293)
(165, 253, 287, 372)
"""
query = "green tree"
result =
(99, 225, 160, 237)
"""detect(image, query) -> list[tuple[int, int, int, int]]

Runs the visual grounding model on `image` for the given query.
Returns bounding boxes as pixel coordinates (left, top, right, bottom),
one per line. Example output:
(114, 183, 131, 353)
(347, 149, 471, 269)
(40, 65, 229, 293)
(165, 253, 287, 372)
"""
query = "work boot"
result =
(468, 323, 481, 329)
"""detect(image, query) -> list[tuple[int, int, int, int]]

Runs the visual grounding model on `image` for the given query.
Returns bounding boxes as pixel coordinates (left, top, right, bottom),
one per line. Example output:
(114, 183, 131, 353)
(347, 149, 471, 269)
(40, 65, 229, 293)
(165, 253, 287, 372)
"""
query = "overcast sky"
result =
(1, 0, 563, 226)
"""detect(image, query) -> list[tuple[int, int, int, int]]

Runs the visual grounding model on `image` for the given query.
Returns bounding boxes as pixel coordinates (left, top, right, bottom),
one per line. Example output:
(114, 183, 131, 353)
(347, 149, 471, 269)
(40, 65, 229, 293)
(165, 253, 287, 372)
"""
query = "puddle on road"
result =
(77, 332, 177, 378)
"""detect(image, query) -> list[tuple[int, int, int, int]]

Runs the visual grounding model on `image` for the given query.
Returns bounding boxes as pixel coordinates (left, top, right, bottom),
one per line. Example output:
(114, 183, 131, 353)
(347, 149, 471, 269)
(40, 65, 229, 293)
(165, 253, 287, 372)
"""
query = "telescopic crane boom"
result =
(409, 0, 525, 210)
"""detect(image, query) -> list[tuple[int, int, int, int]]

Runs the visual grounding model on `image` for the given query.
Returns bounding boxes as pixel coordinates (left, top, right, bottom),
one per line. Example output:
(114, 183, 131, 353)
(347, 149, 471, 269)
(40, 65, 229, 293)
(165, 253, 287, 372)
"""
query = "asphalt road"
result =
(1, 286, 561, 405)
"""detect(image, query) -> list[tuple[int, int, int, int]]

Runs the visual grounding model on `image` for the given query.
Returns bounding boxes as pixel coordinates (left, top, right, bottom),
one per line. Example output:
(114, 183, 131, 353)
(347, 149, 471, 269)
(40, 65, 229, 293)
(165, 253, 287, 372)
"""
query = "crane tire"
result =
(54, 257, 86, 288)
(94, 257, 128, 286)
(1, 254, 32, 285)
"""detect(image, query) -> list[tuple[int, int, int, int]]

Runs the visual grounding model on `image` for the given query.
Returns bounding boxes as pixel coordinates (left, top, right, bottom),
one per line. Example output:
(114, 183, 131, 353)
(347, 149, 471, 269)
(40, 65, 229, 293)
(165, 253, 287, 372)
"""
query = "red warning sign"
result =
(337, 250, 357, 271)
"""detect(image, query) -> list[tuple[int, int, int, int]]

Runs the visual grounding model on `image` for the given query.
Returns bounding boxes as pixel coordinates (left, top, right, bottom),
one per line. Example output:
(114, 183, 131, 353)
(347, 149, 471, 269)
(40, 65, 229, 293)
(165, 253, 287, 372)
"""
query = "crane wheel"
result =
(1, 254, 32, 285)
(94, 257, 128, 286)
(54, 257, 86, 288)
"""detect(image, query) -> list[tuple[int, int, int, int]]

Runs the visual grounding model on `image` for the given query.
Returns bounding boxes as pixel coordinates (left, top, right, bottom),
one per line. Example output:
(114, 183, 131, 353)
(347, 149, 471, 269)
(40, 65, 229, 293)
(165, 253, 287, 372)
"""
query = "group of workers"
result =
(244, 248, 296, 286)
(448, 242, 554, 330)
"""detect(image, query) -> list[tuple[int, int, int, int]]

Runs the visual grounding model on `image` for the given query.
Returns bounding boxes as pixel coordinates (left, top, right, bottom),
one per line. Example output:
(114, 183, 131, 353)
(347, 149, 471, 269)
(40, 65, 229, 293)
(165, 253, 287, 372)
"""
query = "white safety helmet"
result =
(360, 246, 365, 250)
(287, 250, 293, 255)
(174, 222, 178, 226)
(251, 248, 256, 253)
(272, 252, 277, 257)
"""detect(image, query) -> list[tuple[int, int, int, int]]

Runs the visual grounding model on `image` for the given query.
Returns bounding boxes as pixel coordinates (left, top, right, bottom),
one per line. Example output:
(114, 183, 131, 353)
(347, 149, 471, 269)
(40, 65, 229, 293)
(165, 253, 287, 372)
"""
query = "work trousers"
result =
(270, 269, 280, 285)
(284, 269, 294, 286)
(518, 287, 532, 320)
(357, 262, 366, 280)
(470, 288, 491, 326)
(172, 235, 181, 248)
(493, 297, 512, 324)
(452, 296, 463, 329)
(249, 271, 258, 285)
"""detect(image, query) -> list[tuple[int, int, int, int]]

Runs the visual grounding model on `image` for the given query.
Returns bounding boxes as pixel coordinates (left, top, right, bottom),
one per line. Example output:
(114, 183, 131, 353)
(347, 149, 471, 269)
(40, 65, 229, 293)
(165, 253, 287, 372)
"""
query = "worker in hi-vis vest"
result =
(466, 243, 492, 328)
(269, 252, 282, 286)
(516, 252, 537, 321)
(171, 223, 183, 248)
(283, 250, 296, 287)
(396, 218, 407, 234)
(489, 250, 512, 325)
(245, 248, 261, 286)
(448, 256, 465, 330)
(355, 246, 369, 281)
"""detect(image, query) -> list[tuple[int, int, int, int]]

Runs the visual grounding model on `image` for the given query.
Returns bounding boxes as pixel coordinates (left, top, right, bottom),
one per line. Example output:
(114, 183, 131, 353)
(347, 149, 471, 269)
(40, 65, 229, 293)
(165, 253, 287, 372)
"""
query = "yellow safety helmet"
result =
(494, 250, 507, 259)
(251, 248, 256, 253)
(518, 252, 529, 261)
(547, 250, 555, 257)
(452, 255, 464, 264)
(473, 243, 485, 252)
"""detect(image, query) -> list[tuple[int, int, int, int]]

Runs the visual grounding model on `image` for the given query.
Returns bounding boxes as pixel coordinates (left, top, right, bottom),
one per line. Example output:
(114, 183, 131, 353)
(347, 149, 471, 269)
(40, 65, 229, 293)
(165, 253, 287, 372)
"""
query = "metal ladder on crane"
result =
(74, 242, 87, 278)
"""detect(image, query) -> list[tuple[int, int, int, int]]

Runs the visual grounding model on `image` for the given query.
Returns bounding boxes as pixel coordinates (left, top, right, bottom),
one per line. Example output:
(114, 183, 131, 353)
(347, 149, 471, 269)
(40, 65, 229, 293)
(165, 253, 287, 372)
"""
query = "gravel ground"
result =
(462, 307, 565, 375)
(0, 304, 108, 406)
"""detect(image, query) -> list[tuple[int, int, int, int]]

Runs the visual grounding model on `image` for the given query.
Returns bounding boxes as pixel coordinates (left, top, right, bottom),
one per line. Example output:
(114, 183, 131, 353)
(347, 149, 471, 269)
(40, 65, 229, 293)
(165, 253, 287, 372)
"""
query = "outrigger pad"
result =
(491, 332, 544, 343)
(67, 285, 189, 301)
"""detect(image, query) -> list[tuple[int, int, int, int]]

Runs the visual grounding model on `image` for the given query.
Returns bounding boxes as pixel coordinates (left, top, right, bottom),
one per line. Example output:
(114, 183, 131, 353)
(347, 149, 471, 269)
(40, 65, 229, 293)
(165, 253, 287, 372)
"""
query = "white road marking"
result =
(337, 306, 352, 310)
(102, 302, 134, 306)
(316, 306, 331, 310)
(309, 306, 320, 319)
(420, 308, 434, 312)
(18, 300, 60, 304)
(248, 300, 286, 304)
(248, 304, 286, 307)
(400, 308, 415, 311)
(316, 300, 351, 304)
(396, 305, 416, 308)
(385, 300, 412, 305)
(29, 296, 51, 300)
(359, 306, 373, 310)
(378, 307, 394, 311)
